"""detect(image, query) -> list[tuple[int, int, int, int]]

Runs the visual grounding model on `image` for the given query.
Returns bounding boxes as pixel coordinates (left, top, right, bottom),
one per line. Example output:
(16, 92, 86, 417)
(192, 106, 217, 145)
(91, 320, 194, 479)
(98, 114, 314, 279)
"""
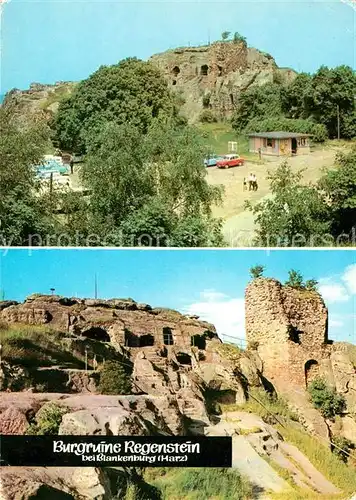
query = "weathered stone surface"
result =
(59, 407, 148, 436)
(1, 294, 218, 354)
(0, 466, 111, 499)
(150, 41, 296, 122)
(245, 278, 331, 388)
(0, 392, 186, 436)
(0, 406, 29, 434)
(0, 300, 18, 311)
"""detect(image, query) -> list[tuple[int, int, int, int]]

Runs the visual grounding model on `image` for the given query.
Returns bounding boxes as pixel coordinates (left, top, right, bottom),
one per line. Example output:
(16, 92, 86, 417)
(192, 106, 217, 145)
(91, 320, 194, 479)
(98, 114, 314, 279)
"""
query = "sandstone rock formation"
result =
(2, 82, 75, 129)
(1, 466, 112, 500)
(150, 41, 297, 122)
(245, 277, 356, 441)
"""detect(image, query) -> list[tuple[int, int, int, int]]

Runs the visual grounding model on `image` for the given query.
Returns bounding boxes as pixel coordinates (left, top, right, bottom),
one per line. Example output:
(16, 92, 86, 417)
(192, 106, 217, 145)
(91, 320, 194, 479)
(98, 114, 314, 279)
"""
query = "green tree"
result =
(221, 31, 231, 41)
(249, 265, 265, 279)
(305, 279, 318, 291)
(318, 146, 356, 236)
(308, 378, 346, 419)
(285, 269, 304, 288)
(280, 72, 313, 119)
(80, 121, 224, 246)
(0, 110, 56, 246)
(98, 360, 132, 395)
(246, 161, 331, 247)
(282, 66, 356, 139)
(231, 83, 283, 134)
(55, 58, 177, 153)
(233, 32, 247, 44)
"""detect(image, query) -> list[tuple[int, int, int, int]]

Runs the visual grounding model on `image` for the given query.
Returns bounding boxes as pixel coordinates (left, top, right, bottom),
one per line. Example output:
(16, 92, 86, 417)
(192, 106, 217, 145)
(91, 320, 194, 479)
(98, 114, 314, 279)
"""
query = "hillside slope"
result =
(0, 292, 355, 499)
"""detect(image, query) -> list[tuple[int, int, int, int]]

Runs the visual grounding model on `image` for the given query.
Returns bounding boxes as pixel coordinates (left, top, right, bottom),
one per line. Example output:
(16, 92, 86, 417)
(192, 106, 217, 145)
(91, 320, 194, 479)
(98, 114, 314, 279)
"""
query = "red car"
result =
(216, 154, 245, 169)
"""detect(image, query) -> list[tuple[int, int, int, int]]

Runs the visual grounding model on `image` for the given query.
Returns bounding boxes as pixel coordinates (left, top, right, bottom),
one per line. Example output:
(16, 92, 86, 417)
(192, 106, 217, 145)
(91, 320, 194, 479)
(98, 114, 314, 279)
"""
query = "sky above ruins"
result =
(1, 249, 355, 345)
(0, 0, 354, 94)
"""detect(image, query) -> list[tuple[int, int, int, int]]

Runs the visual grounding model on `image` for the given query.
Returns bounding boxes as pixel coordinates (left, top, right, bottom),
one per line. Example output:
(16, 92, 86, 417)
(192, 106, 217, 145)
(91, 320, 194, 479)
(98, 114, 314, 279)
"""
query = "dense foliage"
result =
(55, 58, 178, 153)
(245, 161, 332, 246)
(246, 148, 356, 246)
(27, 403, 68, 435)
(232, 65, 356, 140)
(70, 121, 224, 246)
(308, 378, 346, 419)
(0, 110, 55, 245)
(2, 93, 224, 246)
(98, 360, 132, 395)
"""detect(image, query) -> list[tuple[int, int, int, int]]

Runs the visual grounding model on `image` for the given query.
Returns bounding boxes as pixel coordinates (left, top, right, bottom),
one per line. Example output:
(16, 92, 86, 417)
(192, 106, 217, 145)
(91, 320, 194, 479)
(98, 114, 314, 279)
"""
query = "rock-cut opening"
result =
(172, 66, 180, 77)
(305, 359, 319, 387)
(200, 64, 209, 76)
(191, 334, 206, 350)
(139, 334, 155, 347)
(82, 327, 110, 343)
(176, 352, 192, 366)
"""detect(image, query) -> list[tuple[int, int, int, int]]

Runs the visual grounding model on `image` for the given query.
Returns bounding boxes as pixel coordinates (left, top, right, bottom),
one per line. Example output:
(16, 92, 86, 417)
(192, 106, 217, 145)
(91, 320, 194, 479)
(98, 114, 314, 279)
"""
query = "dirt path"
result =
(207, 148, 339, 245)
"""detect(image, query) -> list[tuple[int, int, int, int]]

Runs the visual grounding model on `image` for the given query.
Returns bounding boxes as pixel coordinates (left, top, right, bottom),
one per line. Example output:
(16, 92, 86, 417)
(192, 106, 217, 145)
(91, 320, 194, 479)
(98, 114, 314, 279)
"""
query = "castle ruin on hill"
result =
(245, 277, 356, 414)
(150, 41, 297, 122)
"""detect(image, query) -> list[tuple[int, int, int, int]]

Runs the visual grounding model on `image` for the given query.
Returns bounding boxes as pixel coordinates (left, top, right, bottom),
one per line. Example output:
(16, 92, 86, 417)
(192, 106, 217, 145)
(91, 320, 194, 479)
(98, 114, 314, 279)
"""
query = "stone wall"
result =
(245, 278, 331, 389)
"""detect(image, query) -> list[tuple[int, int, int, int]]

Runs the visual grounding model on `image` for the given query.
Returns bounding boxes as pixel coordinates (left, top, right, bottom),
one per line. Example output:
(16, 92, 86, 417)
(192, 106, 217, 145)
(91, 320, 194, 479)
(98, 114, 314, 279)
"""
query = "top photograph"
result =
(0, 0, 355, 248)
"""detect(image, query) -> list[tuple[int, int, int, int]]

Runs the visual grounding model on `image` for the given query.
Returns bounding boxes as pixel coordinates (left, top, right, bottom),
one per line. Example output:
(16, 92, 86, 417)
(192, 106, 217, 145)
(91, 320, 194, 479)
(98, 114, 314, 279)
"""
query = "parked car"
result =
(216, 154, 245, 169)
(204, 155, 224, 167)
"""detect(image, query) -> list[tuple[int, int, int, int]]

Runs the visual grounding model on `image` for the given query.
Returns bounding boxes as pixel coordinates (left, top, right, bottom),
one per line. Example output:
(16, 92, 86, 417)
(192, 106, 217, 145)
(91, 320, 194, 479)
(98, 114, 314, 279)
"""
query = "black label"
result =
(0, 436, 232, 467)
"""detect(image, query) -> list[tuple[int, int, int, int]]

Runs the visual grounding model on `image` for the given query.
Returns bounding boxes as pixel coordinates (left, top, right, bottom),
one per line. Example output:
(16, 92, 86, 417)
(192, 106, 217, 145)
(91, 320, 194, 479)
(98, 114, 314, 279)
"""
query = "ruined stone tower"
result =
(245, 278, 332, 390)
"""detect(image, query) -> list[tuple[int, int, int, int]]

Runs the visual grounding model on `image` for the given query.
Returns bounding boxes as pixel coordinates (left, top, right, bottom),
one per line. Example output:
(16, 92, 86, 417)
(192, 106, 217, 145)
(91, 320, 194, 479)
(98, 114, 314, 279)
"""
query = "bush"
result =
(285, 269, 304, 288)
(308, 378, 346, 418)
(98, 360, 132, 395)
(245, 117, 328, 142)
(332, 436, 354, 463)
(249, 265, 265, 279)
(199, 109, 218, 123)
(27, 403, 68, 435)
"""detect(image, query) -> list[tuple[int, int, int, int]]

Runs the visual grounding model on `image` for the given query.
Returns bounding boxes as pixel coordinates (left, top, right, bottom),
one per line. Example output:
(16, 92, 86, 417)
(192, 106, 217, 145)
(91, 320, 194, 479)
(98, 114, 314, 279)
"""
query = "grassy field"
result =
(277, 425, 356, 494)
(196, 122, 263, 163)
(0, 322, 85, 369)
(144, 467, 252, 500)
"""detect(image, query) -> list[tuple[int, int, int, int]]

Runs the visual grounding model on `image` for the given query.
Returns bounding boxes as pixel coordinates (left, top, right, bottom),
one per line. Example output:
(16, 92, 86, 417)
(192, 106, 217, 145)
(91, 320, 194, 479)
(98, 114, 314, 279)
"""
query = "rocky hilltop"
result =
(1, 41, 296, 127)
(0, 288, 355, 499)
(150, 41, 296, 121)
(2, 81, 76, 129)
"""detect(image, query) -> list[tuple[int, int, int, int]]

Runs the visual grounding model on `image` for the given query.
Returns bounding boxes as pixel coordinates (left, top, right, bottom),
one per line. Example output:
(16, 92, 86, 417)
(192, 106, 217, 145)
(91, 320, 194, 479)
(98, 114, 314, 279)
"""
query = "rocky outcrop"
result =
(1, 295, 218, 352)
(150, 41, 297, 122)
(2, 82, 75, 129)
(0, 393, 187, 436)
(205, 410, 340, 496)
(0, 466, 112, 500)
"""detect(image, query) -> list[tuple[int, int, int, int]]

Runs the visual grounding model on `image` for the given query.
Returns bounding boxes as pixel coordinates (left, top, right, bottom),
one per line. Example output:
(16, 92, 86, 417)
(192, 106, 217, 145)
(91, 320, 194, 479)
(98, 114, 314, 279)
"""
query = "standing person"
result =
(253, 174, 258, 191)
(70, 157, 74, 175)
(243, 177, 247, 191)
(248, 173, 254, 191)
(258, 147, 262, 161)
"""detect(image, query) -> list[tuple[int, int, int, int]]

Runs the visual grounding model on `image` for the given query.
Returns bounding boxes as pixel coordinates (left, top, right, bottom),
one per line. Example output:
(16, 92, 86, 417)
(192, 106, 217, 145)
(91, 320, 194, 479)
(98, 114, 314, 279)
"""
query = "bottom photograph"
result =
(0, 249, 355, 500)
